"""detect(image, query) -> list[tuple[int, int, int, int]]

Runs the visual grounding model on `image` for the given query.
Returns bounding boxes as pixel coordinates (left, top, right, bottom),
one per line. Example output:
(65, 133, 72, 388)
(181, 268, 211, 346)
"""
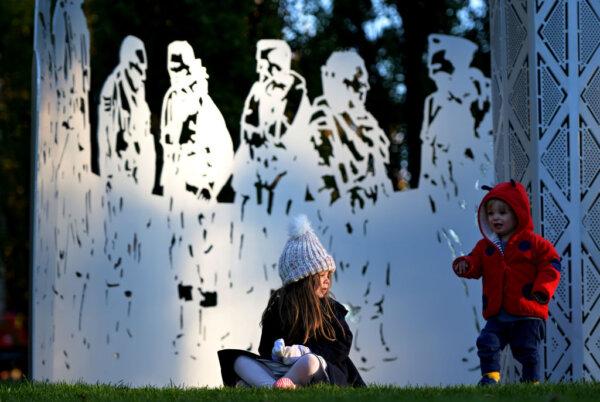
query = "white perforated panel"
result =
(491, 0, 600, 383)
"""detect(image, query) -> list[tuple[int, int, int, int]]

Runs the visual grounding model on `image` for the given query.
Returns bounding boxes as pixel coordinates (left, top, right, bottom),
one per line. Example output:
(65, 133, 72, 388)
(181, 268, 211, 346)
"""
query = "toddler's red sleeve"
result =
(452, 240, 484, 279)
(532, 236, 561, 304)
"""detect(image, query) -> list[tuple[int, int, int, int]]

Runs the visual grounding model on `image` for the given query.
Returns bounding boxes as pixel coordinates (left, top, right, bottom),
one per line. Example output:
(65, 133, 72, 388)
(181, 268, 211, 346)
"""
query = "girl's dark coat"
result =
(218, 296, 365, 387)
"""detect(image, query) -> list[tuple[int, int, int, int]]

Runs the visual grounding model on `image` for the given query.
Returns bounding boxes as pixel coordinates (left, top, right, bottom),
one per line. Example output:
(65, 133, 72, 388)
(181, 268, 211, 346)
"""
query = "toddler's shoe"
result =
(273, 377, 296, 389)
(478, 371, 500, 386)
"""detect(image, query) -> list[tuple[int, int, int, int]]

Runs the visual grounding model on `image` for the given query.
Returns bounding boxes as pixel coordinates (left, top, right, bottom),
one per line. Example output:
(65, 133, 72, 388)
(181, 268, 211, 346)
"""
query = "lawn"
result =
(0, 382, 599, 401)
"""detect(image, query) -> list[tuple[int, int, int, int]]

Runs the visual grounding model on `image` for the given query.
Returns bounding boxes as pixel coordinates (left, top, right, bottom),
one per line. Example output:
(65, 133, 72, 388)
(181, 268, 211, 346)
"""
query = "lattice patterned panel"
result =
(492, 0, 600, 383)
(582, 246, 600, 323)
(583, 363, 598, 381)
(551, 245, 572, 322)
(506, 1, 527, 77)
(491, 0, 503, 77)
(537, 55, 567, 138)
(541, 120, 570, 200)
(501, 347, 522, 384)
(578, 0, 600, 74)
(509, 123, 530, 182)
(495, 120, 506, 182)
(510, 57, 531, 137)
(538, 0, 568, 74)
(493, 76, 503, 135)
(583, 246, 600, 381)
(490, 0, 505, 181)
(581, 67, 600, 124)
(579, 0, 600, 381)
(580, 120, 600, 198)
(544, 314, 572, 380)
(583, 193, 600, 252)
(546, 243, 572, 380)
(540, 182, 570, 246)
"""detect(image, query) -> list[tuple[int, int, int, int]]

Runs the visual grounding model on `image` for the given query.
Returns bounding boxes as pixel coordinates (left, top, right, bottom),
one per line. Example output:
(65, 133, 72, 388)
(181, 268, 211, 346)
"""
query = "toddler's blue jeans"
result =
(477, 317, 545, 382)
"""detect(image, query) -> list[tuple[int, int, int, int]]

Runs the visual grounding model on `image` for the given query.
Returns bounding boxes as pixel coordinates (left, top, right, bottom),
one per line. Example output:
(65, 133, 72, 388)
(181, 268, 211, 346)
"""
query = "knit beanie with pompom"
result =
(278, 215, 336, 285)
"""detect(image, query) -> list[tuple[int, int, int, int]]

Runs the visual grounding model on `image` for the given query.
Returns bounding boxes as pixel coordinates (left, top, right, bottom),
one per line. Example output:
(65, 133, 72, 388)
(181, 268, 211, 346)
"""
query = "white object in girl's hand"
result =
(271, 338, 311, 365)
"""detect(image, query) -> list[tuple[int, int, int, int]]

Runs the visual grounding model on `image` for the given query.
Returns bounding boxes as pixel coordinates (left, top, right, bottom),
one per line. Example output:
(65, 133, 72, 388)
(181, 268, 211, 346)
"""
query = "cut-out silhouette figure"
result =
(419, 34, 492, 214)
(310, 50, 392, 212)
(159, 41, 234, 354)
(98, 35, 153, 191)
(160, 41, 233, 202)
(96, 37, 153, 346)
(232, 39, 312, 215)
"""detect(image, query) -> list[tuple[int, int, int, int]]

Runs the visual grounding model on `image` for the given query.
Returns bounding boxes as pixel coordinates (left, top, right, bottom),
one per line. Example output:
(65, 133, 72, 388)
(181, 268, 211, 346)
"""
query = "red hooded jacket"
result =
(453, 181, 561, 320)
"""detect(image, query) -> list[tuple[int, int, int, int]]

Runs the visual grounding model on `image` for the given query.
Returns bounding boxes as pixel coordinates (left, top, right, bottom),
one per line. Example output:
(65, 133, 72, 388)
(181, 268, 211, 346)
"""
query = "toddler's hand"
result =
(532, 291, 549, 304)
(453, 259, 469, 275)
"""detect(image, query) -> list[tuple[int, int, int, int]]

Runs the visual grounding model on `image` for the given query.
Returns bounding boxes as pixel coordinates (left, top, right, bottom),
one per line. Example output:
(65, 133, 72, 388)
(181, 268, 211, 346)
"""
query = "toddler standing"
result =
(453, 181, 561, 384)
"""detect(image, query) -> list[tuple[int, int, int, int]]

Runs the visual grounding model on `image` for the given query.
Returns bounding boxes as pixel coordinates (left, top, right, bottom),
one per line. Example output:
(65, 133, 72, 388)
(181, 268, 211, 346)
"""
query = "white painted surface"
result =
(32, 1, 493, 386)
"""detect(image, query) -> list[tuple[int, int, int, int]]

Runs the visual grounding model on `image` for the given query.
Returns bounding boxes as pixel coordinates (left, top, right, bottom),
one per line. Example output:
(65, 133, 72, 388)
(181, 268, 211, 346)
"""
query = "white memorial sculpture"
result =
(32, 0, 496, 387)
(159, 40, 235, 357)
(33, 0, 95, 379)
(309, 50, 393, 234)
(95, 35, 155, 351)
(98, 35, 153, 190)
(232, 39, 313, 216)
(419, 34, 493, 256)
(98, 35, 153, 270)
(420, 35, 491, 213)
(161, 41, 234, 202)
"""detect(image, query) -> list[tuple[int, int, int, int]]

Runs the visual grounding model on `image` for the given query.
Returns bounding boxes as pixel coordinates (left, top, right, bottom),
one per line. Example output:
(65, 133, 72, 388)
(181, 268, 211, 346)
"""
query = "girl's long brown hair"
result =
(261, 273, 342, 344)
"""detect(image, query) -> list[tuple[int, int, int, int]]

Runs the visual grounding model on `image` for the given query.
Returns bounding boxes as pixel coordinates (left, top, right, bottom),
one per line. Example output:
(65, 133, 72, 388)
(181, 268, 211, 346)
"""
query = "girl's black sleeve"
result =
(258, 306, 281, 359)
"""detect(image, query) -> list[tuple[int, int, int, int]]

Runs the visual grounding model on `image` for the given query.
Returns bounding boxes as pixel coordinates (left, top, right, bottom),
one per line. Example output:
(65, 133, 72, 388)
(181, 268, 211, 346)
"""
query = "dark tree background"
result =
(0, 0, 35, 318)
(0, 0, 488, 373)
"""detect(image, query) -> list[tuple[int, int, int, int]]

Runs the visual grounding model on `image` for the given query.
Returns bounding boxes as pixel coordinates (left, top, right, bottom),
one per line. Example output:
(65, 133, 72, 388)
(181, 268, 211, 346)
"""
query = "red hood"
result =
(477, 181, 533, 240)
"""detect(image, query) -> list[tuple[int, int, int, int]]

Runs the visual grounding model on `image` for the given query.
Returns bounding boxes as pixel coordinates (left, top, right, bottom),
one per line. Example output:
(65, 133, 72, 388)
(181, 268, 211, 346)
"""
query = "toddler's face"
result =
(486, 199, 517, 239)
(314, 271, 332, 299)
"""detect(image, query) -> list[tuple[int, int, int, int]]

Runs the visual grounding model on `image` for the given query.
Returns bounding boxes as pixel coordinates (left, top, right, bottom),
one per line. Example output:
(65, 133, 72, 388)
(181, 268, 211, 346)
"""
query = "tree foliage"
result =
(0, 0, 35, 315)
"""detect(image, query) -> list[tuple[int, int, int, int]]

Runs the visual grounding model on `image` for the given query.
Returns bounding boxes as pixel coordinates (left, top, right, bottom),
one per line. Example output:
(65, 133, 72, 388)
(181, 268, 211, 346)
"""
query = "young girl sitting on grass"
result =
(218, 215, 365, 388)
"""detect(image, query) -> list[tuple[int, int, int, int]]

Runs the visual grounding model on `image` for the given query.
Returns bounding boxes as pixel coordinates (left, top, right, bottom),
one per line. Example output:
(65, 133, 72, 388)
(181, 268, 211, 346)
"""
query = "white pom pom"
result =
(288, 214, 312, 238)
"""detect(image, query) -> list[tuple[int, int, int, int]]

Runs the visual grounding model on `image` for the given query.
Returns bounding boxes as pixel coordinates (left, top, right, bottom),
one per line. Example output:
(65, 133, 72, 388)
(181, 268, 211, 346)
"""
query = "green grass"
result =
(0, 382, 598, 401)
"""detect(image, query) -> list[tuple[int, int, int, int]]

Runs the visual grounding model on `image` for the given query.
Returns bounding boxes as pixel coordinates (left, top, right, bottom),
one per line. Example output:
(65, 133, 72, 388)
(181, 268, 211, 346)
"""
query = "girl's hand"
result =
(272, 338, 312, 365)
(272, 338, 286, 361)
(453, 260, 469, 275)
